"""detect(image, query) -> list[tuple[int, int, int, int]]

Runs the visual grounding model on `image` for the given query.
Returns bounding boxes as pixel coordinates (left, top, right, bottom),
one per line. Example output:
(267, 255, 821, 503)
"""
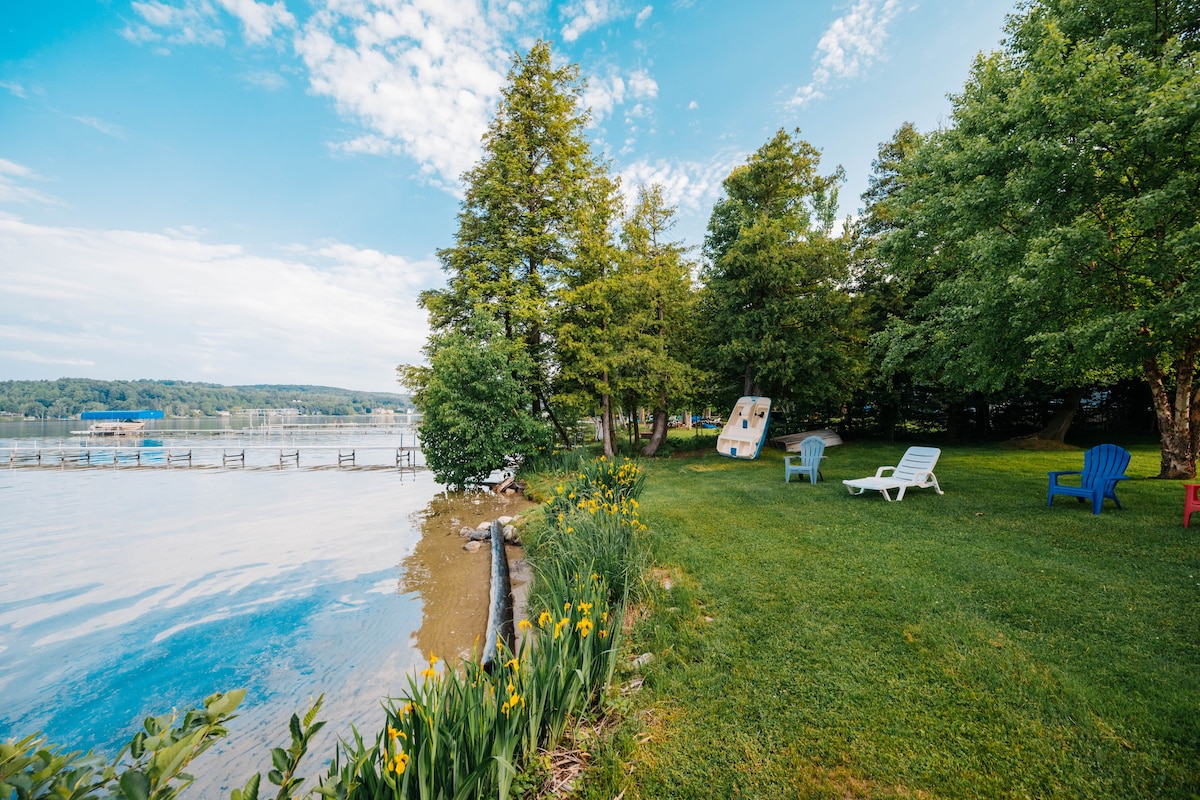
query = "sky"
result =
(1, 0, 1015, 393)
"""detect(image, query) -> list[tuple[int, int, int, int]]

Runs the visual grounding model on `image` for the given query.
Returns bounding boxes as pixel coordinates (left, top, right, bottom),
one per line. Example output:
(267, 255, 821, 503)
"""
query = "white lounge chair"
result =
(842, 446, 944, 502)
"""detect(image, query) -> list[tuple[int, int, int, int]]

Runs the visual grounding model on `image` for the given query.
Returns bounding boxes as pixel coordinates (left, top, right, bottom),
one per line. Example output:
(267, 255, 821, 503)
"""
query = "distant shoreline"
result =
(0, 378, 413, 419)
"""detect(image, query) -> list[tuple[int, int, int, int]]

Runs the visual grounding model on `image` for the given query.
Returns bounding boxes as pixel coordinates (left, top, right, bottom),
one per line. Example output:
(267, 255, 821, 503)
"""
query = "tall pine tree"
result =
(407, 41, 619, 478)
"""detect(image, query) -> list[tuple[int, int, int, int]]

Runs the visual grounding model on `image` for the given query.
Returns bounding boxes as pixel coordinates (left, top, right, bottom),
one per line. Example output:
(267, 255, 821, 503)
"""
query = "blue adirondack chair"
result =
(784, 435, 826, 485)
(1046, 444, 1131, 515)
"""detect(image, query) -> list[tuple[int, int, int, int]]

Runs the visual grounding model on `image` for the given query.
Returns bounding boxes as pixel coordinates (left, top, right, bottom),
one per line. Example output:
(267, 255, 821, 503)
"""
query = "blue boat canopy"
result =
(81, 410, 165, 420)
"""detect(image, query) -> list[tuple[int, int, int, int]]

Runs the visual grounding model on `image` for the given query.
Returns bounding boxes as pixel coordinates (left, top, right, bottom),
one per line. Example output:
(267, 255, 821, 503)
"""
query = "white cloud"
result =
(791, 0, 902, 108)
(0, 81, 27, 98)
(0, 350, 95, 367)
(635, 5, 652, 27)
(129, 1, 227, 46)
(561, 0, 620, 43)
(618, 151, 742, 214)
(295, 1, 518, 187)
(687, 99, 698, 110)
(581, 73, 625, 121)
(119, 1, 555, 190)
(72, 115, 125, 138)
(214, 0, 296, 43)
(0, 160, 61, 206)
(0, 217, 442, 390)
(626, 68, 657, 99)
(128, 0, 295, 46)
(243, 69, 288, 90)
(581, 65, 657, 129)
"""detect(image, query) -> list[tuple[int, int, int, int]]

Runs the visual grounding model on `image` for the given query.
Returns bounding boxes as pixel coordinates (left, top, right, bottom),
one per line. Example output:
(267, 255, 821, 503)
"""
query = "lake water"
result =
(0, 418, 532, 793)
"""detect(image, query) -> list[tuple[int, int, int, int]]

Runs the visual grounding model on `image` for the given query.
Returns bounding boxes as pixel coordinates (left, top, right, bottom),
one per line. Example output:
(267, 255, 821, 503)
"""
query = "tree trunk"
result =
(945, 403, 967, 440)
(601, 392, 615, 458)
(1145, 356, 1197, 479)
(1034, 387, 1085, 442)
(640, 392, 669, 456)
(534, 389, 572, 447)
(973, 392, 991, 438)
(743, 364, 754, 397)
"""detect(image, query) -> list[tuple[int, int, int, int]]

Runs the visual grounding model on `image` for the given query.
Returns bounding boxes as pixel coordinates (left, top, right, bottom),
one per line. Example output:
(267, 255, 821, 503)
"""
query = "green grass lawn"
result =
(585, 440, 1199, 799)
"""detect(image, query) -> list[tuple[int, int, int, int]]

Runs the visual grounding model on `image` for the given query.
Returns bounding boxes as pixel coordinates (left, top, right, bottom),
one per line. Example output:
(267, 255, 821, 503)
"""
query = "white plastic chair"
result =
(842, 446, 944, 501)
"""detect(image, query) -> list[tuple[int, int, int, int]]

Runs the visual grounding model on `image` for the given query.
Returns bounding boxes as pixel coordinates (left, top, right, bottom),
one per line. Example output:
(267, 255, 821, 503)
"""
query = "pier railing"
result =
(6, 442, 421, 470)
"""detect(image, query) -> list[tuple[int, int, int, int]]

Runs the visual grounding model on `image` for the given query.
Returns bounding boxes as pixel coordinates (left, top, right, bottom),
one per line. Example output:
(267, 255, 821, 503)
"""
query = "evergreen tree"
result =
(410, 41, 619, 473)
(700, 129, 855, 418)
(421, 41, 617, 437)
(614, 184, 699, 455)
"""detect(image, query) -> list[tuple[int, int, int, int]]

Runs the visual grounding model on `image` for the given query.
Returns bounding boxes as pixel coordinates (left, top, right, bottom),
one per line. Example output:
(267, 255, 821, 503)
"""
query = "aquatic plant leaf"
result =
(231, 771, 261, 800)
(118, 768, 151, 800)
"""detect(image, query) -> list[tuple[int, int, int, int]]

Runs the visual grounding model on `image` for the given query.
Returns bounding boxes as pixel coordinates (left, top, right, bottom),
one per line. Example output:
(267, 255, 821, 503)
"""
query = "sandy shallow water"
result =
(0, 462, 535, 794)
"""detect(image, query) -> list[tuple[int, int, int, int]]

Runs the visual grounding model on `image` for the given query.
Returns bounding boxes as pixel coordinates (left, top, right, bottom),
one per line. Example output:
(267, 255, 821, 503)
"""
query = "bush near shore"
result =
(0, 458, 648, 800)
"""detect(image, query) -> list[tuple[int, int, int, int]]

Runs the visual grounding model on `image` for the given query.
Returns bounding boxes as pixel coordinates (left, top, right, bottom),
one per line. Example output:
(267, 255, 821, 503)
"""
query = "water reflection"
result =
(401, 491, 535, 663)
(0, 461, 536, 794)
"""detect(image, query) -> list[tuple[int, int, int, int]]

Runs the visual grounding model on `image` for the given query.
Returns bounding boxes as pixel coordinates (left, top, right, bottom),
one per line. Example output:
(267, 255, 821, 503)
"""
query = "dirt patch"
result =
(400, 491, 536, 662)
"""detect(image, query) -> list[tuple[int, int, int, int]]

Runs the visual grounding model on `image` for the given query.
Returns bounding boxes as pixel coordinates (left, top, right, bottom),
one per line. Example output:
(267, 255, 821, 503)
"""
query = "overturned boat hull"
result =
(716, 396, 772, 459)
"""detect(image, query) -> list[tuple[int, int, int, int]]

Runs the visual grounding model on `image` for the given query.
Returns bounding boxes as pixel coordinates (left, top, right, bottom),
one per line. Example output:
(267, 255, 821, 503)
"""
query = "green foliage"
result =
(872, 0, 1200, 475)
(0, 379, 408, 418)
(0, 690, 245, 800)
(519, 573, 625, 750)
(401, 314, 555, 490)
(700, 129, 857, 413)
(420, 40, 619, 447)
(534, 463, 648, 609)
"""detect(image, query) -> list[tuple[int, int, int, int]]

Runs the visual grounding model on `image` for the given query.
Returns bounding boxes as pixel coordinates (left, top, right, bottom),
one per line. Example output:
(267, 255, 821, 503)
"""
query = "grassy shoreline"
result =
(583, 440, 1199, 798)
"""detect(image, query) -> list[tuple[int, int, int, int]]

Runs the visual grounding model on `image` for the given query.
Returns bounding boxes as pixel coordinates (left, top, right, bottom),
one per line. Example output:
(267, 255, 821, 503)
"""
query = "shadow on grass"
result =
(583, 440, 1199, 800)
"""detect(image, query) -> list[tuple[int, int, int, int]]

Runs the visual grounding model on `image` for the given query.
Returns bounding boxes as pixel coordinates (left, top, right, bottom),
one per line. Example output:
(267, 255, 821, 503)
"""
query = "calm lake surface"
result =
(0, 418, 531, 793)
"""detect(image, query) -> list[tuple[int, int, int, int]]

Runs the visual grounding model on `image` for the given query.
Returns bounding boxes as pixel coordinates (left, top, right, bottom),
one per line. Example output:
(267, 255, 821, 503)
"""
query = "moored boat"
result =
(79, 409, 165, 436)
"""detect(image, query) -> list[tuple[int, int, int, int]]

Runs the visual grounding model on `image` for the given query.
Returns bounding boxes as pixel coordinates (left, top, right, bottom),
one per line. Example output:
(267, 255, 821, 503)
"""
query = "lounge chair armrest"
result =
(1048, 471, 1081, 486)
(874, 466, 897, 478)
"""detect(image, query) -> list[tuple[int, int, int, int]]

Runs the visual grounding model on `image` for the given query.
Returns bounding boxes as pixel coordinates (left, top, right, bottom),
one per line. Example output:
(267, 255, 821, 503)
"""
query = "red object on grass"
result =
(1185, 484, 1200, 528)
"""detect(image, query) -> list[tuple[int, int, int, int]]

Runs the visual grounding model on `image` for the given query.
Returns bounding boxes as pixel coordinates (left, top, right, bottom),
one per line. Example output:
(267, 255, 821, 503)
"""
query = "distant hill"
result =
(0, 378, 411, 418)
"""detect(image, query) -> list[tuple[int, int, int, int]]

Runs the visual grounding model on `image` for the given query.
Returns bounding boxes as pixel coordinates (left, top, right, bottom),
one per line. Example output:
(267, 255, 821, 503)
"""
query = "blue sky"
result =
(1, 0, 1013, 393)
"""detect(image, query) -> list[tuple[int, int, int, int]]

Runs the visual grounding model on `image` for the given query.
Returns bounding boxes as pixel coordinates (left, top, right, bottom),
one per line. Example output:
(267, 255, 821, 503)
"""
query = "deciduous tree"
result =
(877, 0, 1200, 476)
(399, 314, 553, 489)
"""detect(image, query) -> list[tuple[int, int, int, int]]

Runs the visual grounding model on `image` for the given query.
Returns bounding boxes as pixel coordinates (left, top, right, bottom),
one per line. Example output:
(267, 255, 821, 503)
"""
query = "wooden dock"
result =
(6, 443, 421, 470)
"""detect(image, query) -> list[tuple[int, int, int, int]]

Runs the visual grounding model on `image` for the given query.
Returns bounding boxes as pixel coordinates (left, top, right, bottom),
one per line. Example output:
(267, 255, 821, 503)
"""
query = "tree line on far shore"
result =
(400, 0, 1199, 487)
(0, 378, 411, 418)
